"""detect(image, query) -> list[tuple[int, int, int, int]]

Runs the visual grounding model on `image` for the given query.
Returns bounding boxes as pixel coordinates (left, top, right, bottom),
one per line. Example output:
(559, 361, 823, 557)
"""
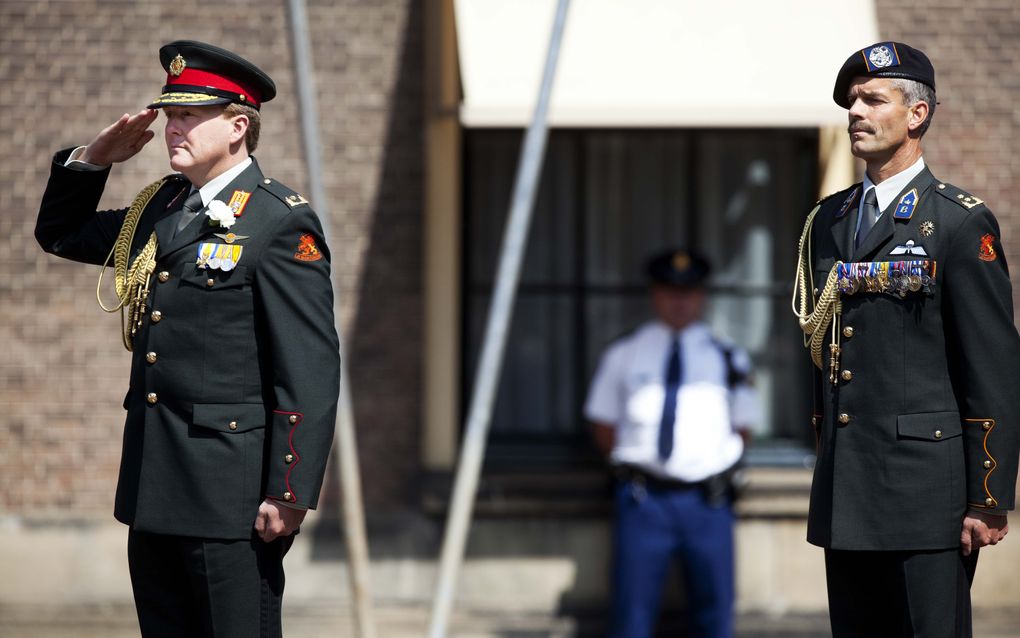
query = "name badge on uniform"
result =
(197, 242, 243, 271)
(893, 188, 918, 220)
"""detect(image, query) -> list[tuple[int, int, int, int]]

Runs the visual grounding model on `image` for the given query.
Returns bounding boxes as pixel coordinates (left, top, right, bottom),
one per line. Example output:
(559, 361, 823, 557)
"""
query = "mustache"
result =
(848, 123, 873, 134)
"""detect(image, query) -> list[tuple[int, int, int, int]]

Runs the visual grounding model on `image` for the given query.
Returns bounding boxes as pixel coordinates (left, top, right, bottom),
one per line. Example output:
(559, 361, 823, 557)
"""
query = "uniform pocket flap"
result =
(180, 264, 248, 290)
(897, 411, 962, 441)
(192, 403, 266, 433)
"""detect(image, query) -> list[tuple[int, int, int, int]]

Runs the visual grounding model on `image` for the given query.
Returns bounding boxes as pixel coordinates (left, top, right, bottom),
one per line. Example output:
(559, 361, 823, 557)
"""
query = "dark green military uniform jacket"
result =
(806, 166, 1020, 551)
(36, 148, 341, 540)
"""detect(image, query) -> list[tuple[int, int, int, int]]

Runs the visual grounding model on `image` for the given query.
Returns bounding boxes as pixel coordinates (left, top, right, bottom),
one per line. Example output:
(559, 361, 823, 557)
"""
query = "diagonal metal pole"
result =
(287, 2, 377, 637)
(426, 1, 571, 635)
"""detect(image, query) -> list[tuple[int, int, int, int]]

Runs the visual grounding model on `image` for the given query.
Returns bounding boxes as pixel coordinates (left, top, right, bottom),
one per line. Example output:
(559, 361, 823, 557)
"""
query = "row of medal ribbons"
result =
(837, 260, 936, 296)
(196, 242, 243, 271)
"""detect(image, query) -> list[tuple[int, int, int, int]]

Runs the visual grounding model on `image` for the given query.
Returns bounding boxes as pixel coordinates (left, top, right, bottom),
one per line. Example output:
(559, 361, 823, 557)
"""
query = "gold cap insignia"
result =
(169, 54, 186, 77)
(672, 252, 691, 272)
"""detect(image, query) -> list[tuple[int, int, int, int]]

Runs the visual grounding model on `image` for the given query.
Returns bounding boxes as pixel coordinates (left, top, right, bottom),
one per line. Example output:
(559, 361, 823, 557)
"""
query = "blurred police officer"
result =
(585, 249, 759, 638)
(35, 41, 341, 637)
(794, 42, 1020, 636)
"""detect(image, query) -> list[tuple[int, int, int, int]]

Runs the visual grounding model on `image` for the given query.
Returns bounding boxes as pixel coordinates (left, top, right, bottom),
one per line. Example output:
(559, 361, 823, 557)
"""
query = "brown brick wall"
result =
(0, 0, 423, 517)
(876, 0, 1020, 307)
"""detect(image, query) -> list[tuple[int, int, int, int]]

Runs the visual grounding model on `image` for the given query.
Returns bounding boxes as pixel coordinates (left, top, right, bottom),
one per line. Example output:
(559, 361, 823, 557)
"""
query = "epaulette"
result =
(258, 177, 312, 210)
(933, 182, 987, 212)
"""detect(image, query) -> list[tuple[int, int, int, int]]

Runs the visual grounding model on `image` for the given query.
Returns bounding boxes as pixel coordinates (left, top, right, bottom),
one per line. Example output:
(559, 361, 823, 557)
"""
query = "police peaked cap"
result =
(148, 40, 276, 110)
(833, 42, 935, 109)
(645, 249, 711, 287)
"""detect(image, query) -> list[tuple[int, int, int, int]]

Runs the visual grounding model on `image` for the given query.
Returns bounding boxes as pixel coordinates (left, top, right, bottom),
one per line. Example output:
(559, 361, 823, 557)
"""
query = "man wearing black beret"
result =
(794, 42, 1020, 636)
(586, 249, 759, 637)
(35, 41, 341, 637)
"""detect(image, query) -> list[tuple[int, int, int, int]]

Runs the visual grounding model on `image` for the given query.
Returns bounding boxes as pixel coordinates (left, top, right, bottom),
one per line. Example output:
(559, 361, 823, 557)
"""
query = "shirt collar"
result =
(862, 155, 925, 212)
(193, 156, 253, 207)
(652, 320, 710, 342)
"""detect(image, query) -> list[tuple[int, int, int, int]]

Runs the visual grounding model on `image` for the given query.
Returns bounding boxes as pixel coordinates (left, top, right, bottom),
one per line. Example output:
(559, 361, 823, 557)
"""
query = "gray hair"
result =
(891, 78, 936, 137)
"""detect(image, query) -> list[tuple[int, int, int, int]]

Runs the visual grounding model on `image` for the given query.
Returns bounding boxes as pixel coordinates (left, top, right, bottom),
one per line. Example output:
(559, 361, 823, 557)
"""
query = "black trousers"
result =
(127, 529, 294, 638)
(825, 547, 978, 638)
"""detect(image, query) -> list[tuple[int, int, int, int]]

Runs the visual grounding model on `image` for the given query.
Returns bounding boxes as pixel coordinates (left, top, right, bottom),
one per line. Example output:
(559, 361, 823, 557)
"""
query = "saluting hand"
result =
(960, 510, 1008, 556)
(80, 109, 158, 166)
(254, 498, 307, 543)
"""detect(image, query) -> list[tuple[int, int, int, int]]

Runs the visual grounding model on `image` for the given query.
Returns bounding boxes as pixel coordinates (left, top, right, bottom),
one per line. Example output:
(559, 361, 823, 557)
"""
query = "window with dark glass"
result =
(463, 129, 819, 472)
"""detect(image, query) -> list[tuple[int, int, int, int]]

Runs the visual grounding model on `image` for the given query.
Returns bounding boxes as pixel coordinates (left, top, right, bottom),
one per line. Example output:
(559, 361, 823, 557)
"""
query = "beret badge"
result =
(672, 252, 691, 272)
(169, 53, 186, 77)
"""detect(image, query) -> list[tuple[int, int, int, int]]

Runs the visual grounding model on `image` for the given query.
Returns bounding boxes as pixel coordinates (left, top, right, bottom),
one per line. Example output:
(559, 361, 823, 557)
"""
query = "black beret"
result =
(833, 42, 935, 109)
(148, 40, 276, 110)
(645, 248, 711, 287)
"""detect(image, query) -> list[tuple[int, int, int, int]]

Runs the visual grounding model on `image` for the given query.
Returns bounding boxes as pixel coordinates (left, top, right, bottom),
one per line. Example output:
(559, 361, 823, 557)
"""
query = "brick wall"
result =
(0, 0, 423, 517)
(876, 0, 1020, 307)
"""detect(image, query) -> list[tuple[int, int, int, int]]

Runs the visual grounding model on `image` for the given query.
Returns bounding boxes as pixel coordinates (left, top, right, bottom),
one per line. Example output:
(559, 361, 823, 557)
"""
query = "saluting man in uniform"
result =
(35, 41, 341, 637)
(793, 42, 1020, 637)
(585, 249, 759, 638)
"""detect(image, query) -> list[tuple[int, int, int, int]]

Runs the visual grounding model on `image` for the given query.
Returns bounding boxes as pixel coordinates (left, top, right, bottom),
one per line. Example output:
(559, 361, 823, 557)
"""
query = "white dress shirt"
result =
(584, 320, 759, 482)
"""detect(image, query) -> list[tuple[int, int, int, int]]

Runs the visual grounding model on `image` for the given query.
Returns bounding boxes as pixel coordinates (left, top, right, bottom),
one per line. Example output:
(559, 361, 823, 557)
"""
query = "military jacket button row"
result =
(841, 370, 853, 382)
(838, 413, 850, 424)
(145, 352, 157, 364)
(146, 392, 158, 404)
(843, 326, 854, 338)
(158, 271, 170, 283)
(151, 310, 162, 323)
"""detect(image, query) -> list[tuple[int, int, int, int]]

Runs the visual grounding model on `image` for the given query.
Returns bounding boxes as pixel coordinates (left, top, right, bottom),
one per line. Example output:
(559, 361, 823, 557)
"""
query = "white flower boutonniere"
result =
(206, 200, 237, 229)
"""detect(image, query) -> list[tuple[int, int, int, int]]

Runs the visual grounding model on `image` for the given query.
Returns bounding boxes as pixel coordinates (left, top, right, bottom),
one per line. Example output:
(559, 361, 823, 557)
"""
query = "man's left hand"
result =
(253, 499, 307, 543)
(960, 510, 1008, 556)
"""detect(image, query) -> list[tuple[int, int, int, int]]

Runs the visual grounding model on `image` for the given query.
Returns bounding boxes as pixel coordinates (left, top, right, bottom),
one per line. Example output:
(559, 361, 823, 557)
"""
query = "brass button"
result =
(813, 287, 819, 297)
(151, 310, 162, 323)
(843, 326, 855, 338)
(146, 392, 158, 405)
(158, 271, 170, 283)
(206, 278, 215, 287)
(986, 497, 995, 507)
(284, 454, 294, 464)
(145, 352, 157, 364)
(841, 370, 853, 381)
(983, 421, 992, 431)
(288, 415, 298, 424)
(938, 183, 946, 190)
(934, 430, 942, 439)
(984, 460, 993, 469)
(283, 491, 294, 502)
(838, 413, 850, 424)
(811, 416, 817, 426)
(228, 421, 238, 430)
(239, 94, 246, 101)
(264, 179, 272, 184)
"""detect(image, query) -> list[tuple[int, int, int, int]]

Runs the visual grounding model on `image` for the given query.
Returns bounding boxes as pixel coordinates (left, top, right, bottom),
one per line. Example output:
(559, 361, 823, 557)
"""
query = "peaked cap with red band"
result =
(148, 40, 276, 110)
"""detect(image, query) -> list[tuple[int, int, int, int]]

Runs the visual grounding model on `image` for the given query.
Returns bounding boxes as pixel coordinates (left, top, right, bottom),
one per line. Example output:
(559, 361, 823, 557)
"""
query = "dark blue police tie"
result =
(658, 334, 682, 461)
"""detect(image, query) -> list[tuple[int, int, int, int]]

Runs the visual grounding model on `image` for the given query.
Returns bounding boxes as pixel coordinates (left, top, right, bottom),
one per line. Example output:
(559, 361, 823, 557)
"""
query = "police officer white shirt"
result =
(585, 320, 759, 482)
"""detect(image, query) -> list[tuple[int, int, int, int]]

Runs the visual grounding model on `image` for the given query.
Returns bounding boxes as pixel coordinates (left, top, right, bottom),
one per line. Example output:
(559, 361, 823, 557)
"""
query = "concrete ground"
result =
(2, 603, 1019, 637)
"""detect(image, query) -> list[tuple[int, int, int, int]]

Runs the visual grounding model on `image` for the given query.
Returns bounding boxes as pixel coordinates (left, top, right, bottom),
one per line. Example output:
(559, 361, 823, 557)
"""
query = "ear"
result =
(906, 100, 930, 133)
(229, 113, 250, 147)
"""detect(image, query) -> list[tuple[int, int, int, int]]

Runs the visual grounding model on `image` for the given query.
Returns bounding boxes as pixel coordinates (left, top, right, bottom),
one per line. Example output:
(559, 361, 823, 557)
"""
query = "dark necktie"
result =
(658, 334, 682, 461)
(856, 187, 879, 249)
(174, 189, 204, 236)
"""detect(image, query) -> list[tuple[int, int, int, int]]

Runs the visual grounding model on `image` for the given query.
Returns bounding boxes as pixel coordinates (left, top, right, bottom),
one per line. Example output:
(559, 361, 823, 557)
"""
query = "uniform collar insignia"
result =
(888, 239, 928, 256)
(893, 188, 918, 220)
(836, 186, 860, 218)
